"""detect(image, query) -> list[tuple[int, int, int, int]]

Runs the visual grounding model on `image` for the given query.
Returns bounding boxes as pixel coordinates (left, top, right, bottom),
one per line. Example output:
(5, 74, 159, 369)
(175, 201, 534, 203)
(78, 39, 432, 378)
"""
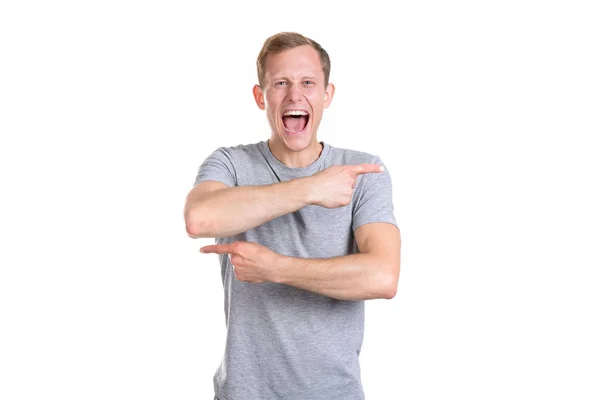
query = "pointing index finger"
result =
(352, 163, 385, 175)
(200, 244, 234, 254)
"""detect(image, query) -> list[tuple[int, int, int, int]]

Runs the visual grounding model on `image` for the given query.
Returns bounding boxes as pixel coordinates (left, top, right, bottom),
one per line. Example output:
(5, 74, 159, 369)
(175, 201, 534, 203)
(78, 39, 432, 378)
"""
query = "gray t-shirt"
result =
(194, 140, 397, 400)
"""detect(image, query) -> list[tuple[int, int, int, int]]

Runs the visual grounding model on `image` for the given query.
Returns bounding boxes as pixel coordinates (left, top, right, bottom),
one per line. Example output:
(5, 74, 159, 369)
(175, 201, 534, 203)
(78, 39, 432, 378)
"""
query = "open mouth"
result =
(282, 110, 310, 134)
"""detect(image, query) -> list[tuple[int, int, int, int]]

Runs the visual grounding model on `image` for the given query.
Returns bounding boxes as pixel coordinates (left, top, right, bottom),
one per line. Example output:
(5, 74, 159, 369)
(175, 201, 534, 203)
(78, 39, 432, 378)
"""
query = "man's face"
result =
(253, 45, 335, 151)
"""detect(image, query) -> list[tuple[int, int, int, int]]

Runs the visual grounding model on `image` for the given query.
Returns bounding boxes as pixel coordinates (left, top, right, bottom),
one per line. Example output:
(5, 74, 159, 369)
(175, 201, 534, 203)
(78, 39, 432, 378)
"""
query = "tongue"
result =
(283, 116, 308, 132)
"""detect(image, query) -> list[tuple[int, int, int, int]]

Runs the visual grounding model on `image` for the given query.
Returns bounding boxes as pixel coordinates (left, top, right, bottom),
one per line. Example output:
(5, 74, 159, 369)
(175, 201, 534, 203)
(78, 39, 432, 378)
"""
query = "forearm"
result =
(271, 253, 397, 301)
(186, 177, 313, 238)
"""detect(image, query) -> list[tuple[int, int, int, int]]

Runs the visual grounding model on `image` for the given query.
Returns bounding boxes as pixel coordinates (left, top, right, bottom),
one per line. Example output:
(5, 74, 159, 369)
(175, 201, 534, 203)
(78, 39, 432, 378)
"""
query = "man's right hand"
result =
(307, 164, 384, 208)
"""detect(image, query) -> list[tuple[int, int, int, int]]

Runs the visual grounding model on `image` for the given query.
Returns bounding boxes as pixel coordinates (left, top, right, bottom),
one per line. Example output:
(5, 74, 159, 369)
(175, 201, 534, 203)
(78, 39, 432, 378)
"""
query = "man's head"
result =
(253, 32, 335, 154)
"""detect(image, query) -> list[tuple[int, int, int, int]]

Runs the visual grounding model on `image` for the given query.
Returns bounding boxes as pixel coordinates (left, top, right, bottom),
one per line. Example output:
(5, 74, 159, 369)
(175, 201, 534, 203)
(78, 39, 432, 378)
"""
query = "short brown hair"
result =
(256, 32, 331, 89)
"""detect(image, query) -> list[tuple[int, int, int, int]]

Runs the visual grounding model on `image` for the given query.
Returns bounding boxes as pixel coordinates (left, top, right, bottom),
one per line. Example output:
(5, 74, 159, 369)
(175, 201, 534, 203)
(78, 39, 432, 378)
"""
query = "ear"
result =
(323, 83, 335, 109)
(253, 84, 265, 110)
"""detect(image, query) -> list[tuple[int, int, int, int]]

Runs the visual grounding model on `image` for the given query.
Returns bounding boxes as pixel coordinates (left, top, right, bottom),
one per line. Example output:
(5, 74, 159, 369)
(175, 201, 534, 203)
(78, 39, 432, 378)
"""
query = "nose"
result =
(287, 83, 303, 103)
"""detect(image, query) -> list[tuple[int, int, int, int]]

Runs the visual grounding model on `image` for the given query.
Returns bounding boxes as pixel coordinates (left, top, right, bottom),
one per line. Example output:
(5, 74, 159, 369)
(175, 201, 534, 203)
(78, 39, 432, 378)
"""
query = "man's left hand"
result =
(200, 241, 281, 283)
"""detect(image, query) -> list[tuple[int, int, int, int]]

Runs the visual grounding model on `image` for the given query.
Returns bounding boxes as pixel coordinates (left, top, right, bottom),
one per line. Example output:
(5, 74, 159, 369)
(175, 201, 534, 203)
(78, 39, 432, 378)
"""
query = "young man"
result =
(184, 32, 401, 400)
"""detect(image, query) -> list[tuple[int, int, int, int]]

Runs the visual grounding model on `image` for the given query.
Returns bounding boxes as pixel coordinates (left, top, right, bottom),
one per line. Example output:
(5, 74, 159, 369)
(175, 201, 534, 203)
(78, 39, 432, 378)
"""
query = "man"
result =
(184, 32, 401, 400)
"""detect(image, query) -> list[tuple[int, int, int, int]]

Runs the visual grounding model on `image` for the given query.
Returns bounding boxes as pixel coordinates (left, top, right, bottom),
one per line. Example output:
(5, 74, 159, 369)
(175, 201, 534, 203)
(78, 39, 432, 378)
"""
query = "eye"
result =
(275, 81, 287, 87)
(303, 80, 314, 85)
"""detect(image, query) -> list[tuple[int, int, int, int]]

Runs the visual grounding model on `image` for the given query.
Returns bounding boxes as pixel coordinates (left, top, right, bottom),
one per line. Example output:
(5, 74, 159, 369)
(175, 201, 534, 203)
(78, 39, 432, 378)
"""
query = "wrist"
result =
(265, 253, 285, 283)
(296, 176, 315, 206)
(269, 254, 290, 284)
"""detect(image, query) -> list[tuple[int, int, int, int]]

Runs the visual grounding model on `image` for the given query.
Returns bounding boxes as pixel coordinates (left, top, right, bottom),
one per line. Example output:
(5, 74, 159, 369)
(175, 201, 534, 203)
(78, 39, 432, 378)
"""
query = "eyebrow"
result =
(272, 76, 319, 81)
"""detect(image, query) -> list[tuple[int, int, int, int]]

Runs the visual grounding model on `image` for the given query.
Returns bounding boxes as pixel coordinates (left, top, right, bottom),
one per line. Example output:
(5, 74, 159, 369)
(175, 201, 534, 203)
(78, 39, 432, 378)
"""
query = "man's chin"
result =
(276, 131, 315, 151)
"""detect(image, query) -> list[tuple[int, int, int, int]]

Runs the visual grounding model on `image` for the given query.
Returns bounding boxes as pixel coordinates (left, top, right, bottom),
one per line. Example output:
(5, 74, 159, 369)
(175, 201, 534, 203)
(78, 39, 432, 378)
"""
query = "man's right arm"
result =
(184, 178, 313, 239)
(184, 163, 383, 239)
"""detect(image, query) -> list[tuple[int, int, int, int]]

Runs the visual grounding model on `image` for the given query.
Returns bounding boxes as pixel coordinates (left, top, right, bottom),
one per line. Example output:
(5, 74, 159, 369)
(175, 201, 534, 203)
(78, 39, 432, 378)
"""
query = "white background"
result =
(1, 1, 599, 399)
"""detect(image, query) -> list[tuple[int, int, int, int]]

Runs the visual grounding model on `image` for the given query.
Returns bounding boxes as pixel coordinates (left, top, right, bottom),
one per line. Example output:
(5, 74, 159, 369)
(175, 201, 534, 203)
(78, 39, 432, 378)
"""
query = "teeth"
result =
(283, 110, 308, 116)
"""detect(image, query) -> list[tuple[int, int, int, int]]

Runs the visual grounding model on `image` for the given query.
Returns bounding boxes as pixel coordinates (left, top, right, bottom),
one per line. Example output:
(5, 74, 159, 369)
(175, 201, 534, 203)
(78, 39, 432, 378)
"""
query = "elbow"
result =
(365, 258, 400, 300)
(184, 206, 212, 238)
(382, 282, 398, 299)
(380, 269, 399, 300)
(185, 219, 204, 238)
(186, 214, 230, 239)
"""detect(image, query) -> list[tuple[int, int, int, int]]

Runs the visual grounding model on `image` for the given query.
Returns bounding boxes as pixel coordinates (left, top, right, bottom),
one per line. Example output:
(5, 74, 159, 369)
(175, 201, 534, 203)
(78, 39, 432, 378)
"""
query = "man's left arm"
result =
(201, 222, 400, 301)
(272, 222, 400, 301)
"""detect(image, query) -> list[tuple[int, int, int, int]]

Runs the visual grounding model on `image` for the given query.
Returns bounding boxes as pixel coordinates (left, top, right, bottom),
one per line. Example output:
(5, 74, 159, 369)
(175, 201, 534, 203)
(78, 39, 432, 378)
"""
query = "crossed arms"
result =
(184, 164, 401, 301)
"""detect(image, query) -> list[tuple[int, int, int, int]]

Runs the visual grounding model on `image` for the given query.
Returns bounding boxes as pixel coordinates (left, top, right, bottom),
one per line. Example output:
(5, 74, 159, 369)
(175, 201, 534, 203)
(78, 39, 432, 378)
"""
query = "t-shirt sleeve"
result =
(193, 147, 237, 188)
(352, 155, 398, 232)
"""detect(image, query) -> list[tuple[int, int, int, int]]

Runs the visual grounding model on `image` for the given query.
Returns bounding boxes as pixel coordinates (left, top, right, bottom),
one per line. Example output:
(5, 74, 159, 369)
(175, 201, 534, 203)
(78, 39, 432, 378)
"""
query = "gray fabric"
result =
(194, 140, 397, 400)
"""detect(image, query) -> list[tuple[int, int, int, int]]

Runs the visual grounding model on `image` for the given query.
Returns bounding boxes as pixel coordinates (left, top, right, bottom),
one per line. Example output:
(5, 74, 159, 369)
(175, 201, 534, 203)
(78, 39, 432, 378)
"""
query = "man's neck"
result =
(267, 138, 324, 168)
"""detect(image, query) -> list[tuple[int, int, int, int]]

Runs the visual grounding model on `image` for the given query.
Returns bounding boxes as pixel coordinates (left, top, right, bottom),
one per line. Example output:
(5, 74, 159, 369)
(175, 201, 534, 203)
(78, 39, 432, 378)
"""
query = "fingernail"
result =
(380, 166, 385, 171)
